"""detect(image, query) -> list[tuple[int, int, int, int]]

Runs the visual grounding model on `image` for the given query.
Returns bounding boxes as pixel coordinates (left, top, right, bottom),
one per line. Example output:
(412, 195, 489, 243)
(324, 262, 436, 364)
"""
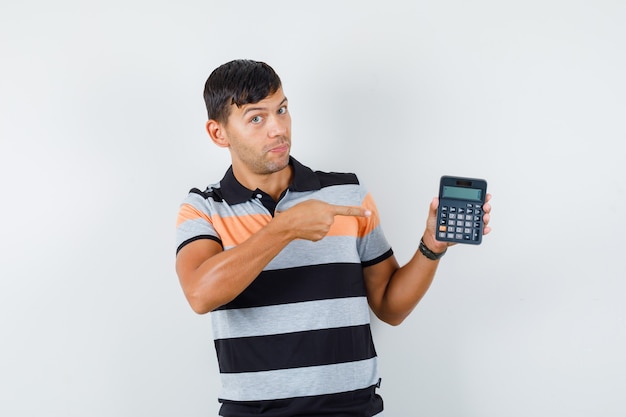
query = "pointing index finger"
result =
(331, 205, 372, 217)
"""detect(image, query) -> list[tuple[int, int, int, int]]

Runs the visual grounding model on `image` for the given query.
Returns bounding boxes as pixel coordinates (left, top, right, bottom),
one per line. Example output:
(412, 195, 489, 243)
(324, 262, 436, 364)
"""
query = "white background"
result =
(1, 1, 625, 416)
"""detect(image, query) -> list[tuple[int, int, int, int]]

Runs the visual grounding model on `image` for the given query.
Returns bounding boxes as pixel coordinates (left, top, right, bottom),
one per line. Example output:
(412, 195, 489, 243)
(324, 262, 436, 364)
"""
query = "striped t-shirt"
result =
(176, 157, 393, 416)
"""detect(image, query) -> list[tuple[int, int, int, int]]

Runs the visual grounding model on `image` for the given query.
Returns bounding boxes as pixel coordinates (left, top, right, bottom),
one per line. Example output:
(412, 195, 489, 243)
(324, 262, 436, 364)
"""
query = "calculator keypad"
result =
(437, 201, 483, 244)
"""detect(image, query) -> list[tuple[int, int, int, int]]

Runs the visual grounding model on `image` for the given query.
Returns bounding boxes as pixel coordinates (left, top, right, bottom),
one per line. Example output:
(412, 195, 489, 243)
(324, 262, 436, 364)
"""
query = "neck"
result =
(233, 164, 293, 201)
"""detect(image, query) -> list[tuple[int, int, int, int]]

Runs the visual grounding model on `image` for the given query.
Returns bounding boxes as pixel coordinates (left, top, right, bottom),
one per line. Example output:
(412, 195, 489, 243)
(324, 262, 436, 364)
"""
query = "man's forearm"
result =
(181, 220, 294, 314)
(377, 249, 441, 325)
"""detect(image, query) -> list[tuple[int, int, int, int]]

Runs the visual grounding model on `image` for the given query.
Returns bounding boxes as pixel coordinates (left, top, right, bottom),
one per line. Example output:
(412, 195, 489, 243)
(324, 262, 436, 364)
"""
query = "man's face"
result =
(221, 87, 292, 176)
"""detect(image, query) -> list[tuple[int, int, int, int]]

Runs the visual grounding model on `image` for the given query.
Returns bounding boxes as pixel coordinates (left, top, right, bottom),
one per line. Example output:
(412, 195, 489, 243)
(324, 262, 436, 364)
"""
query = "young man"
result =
(175, 59, 492, 416)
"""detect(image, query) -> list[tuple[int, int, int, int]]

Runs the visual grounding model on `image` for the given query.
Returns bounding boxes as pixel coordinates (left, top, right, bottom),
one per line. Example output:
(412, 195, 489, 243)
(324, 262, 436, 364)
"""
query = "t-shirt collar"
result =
(219, 156, 321, 205)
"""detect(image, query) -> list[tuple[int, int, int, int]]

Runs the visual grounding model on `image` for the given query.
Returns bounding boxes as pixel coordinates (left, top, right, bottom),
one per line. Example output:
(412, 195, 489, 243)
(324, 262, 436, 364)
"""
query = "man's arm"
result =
(364, 194, 492, 325)
(176, 199, 371, 314)
(176, 222, 293, 314)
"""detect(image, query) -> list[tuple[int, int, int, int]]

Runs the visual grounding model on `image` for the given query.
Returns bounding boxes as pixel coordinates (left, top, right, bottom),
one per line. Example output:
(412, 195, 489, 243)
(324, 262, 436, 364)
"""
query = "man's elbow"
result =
(376, 311, 408, 327)
(186, 292, 214, 315)
(189, 302, 211, 315)
(384, 317, 406, 327)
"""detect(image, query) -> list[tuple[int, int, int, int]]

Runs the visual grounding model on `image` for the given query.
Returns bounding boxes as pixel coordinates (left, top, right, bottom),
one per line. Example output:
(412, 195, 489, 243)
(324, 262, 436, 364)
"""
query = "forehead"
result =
(236, 87, 286, 113)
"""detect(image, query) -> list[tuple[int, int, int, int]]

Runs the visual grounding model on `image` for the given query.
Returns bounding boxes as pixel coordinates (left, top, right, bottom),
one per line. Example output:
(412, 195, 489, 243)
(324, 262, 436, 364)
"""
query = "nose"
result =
(267, 114, 289, 138)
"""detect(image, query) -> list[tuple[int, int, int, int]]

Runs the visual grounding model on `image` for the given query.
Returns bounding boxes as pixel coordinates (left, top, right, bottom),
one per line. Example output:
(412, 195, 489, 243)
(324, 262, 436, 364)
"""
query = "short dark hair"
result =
(203, 59, 282, 123)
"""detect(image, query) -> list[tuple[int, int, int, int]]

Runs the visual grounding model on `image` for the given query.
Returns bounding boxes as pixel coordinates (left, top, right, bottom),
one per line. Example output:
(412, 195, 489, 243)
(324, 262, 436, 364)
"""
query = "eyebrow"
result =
(242, 96, 288, 116)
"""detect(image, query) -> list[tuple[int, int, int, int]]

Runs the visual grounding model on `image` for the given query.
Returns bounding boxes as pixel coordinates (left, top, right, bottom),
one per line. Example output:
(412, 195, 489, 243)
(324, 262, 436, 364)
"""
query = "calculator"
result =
(436, 176, 488, 245)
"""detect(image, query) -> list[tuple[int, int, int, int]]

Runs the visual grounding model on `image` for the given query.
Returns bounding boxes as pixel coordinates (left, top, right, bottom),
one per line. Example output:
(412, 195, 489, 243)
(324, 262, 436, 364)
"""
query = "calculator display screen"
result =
(442, 186, 482, 201)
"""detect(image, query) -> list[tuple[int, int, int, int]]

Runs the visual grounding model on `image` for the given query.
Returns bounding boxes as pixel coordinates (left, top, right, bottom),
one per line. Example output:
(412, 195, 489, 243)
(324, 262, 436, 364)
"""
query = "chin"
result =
(266, 156, 290, 173)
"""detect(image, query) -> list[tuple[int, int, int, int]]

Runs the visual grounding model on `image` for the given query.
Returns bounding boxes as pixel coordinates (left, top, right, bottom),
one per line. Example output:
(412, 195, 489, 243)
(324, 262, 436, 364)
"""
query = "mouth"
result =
(268, 143, 290, 153)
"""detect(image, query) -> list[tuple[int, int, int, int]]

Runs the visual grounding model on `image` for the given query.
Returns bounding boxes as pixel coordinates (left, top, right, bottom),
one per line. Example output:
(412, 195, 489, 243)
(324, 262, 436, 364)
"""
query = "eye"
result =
(250, 115, 263, 124)
(278, 106, 288, 115)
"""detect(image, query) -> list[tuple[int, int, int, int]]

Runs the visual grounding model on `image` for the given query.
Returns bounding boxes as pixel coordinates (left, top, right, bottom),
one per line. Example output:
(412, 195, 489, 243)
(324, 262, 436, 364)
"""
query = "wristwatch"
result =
(419, 238, 447, 260)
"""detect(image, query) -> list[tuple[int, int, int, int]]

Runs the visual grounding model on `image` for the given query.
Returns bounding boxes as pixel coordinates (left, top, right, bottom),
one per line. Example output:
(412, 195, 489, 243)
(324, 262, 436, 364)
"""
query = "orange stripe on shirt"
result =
(212, 213, 273, 247)
(178, 192, 380, 245)
(177, 203, 212, 227)
(327, 193, 381, 238)
(359, 192, 381, 236)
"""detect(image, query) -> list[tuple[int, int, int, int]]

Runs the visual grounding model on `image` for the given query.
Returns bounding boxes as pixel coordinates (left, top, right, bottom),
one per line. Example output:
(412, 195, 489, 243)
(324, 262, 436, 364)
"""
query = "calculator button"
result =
(438, 199, 484, 244)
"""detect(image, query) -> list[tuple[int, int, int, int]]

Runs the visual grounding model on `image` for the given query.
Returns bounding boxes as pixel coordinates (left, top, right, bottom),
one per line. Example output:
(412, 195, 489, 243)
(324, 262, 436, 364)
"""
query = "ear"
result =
(206, 120, 229, 148)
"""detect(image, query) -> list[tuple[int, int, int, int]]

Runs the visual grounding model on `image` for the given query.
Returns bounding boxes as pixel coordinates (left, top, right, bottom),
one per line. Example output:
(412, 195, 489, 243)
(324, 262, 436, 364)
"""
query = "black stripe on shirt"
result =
(315, 171, 360, 188)
(215, 263, 367, 311)
(218, 384, 383, 416)
(362, 248, 394, 268)
(176, 235, 223, 255)
(215, 324, 376, 374)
